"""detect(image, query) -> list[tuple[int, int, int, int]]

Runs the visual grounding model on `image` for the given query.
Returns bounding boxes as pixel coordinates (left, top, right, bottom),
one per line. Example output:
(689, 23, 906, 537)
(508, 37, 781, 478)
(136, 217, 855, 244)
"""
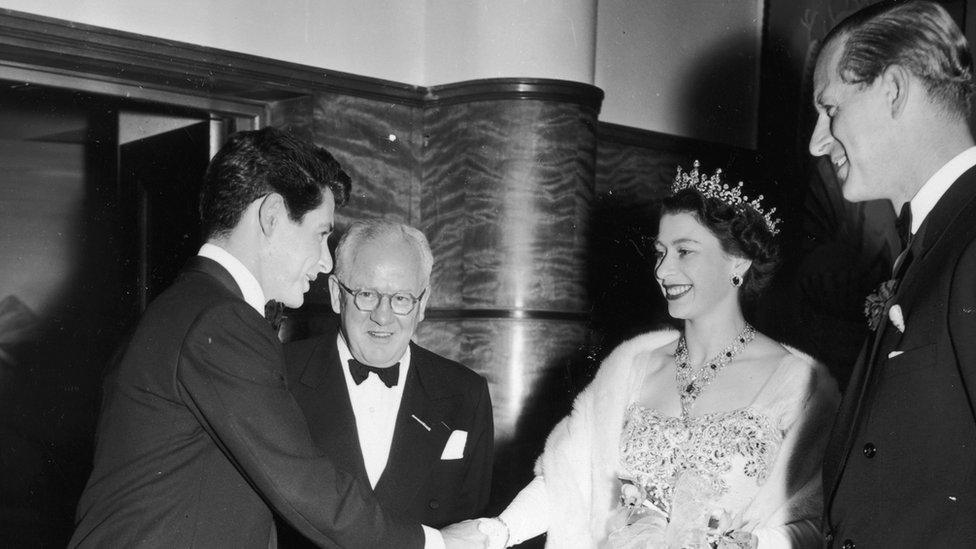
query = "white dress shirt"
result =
(197, 243, 266, 315)
(336, 335, 444, 549)
(908, 146, 976, 234)
(335, 334, 410, 488)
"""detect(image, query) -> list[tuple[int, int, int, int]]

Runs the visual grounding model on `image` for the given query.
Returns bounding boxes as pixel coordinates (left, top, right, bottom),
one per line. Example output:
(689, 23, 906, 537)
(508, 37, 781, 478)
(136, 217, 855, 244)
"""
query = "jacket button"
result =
(824, 532, 834, 543)
(863, 442, 876, 458)
(843, 539, 855, 549)
(428, 499, 440, 510)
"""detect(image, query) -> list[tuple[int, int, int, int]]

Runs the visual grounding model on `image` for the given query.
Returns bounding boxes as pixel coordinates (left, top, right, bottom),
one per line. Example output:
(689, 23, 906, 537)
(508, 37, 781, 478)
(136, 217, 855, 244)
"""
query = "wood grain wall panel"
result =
(418, 105, 469, 308)
(312, 92, 423, 228)
(423, 99, 596, 312)
(596, 138, 680, 204)
(596, 124, 759, 202)
(418, 86, 601, 490)
(415, 317, 591, 442)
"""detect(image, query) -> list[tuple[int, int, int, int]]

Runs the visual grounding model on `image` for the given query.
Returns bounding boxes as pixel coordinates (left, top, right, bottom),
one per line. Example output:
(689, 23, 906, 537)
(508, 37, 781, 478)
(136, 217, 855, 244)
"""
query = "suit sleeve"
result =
(176, 301, 424, 549)
(948, 237, 976, 423)
(458, 376, 494, 519)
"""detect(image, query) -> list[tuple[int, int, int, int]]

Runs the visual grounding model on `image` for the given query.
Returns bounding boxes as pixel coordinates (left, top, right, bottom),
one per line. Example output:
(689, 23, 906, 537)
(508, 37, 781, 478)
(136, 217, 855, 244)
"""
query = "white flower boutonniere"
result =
(889, 304, 905, 333)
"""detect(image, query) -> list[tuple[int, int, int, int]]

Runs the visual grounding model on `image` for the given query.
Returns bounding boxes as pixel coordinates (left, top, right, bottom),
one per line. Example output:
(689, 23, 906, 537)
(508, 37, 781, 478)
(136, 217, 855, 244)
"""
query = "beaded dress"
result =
(609, 350, 833, 548)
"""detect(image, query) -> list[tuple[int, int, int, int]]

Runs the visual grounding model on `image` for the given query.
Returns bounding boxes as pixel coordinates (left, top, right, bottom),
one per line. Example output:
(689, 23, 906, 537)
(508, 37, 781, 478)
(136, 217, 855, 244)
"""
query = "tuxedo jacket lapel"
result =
(374, 344, 458, 502)
(296, 338, 369, 481)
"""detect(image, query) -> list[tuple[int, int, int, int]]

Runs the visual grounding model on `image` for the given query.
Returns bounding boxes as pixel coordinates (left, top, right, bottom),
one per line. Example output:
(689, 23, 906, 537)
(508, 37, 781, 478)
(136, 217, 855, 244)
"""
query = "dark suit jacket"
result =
(823, 167, 976, 547)
(281, 329, 493, 536)
(69, 257, 422, 548)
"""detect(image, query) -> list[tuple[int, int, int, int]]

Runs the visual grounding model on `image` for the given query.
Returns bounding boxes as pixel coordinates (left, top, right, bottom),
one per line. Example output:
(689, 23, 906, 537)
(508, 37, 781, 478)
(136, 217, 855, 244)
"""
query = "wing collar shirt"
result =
(909, 145, 976, 234)
(198, 243, 266, 315)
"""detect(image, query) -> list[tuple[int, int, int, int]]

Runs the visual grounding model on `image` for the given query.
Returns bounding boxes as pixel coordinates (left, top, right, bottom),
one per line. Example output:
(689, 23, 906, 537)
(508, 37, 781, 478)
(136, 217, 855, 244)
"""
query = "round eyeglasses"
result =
(335, 280, 427, 316)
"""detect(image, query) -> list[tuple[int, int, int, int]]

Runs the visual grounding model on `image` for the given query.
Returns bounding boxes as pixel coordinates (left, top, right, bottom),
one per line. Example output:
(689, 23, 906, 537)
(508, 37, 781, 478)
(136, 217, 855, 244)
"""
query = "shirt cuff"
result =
(423, 525, 445, 549)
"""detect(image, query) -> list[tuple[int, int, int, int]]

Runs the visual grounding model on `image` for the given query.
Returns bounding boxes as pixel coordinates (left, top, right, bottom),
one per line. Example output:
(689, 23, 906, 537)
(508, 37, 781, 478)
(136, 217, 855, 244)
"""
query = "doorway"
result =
(0, 81, 219, 546)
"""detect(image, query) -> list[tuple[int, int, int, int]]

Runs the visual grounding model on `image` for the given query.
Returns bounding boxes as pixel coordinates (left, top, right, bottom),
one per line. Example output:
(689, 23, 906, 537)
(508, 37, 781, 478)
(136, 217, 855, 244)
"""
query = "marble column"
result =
(415, 79, 602, 505)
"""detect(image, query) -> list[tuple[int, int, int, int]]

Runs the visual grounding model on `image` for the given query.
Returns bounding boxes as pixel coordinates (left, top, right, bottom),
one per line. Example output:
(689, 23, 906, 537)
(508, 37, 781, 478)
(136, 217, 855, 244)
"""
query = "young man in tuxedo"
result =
(810, 1, 976, 546)
(70, 128, 484, 548)
(282, 220, 493, 545)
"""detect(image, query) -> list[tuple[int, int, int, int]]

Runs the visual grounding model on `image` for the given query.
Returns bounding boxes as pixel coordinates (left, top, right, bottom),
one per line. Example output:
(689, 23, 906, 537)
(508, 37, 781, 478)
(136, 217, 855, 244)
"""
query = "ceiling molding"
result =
(0, 9, 604, 114)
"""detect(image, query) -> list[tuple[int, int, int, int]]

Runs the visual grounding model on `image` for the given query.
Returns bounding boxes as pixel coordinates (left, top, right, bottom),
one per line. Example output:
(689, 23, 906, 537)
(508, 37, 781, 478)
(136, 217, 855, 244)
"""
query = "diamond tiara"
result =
(671, 160, 781, 235)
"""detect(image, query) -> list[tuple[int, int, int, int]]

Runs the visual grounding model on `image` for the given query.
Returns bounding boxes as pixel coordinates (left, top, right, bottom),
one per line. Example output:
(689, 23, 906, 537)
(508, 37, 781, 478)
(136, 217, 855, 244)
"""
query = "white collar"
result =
(909, 146, 976, 234)
(198, 243, 266, 315)
(335, 333, 410, 386)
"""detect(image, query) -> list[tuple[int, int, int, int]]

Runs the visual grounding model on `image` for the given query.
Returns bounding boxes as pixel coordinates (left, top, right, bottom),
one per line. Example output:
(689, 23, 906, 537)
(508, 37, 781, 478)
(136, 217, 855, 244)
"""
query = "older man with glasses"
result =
(280, 219, 494, 548)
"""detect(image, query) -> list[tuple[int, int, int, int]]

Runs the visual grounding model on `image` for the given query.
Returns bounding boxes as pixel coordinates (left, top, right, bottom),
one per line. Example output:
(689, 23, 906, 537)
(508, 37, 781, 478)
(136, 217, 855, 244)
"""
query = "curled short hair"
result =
(660, 189, 780, 300)
(334, 220, 434, 288)
(200, 127, 352, 240)
(824, 0, 974, 118)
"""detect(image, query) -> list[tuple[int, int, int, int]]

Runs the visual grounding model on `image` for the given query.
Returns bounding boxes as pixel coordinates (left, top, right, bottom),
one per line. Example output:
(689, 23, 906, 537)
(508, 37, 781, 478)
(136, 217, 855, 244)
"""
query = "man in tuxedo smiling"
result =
(70, 128, 484, 548)
(282, 220, 494, 545)
(810, 1, 976, 546)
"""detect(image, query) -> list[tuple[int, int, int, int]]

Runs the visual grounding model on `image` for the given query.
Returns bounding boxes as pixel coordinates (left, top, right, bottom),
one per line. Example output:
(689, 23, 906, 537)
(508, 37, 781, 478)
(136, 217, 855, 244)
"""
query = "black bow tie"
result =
(348, 359, 399, 388)
(264, 300, 285, 332)
(895, 202, 913, 251)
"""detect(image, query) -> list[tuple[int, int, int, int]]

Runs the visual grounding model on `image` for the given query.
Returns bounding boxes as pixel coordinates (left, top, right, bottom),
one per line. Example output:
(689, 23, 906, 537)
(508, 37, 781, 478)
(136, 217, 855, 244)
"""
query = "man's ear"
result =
(258, 193, 285, 237)
(328, 274, 342, 315)
(416, 285, 431, 323)
(882, 64, 911, 118)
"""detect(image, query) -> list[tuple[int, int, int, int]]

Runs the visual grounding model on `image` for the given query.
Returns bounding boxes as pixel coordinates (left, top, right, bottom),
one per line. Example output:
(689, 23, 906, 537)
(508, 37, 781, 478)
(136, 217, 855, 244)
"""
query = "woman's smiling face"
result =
(654, 212, 747, 321)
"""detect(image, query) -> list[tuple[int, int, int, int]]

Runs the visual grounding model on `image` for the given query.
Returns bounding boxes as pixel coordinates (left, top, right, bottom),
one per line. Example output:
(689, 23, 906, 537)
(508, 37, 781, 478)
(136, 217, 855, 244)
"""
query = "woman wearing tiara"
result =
(477, 163, 839, 548)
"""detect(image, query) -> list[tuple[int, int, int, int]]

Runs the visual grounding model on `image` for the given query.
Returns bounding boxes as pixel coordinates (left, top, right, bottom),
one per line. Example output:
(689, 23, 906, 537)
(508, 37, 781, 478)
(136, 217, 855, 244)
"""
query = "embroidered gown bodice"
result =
(615, 355, 820, 528)
(619, 404, 783, 517)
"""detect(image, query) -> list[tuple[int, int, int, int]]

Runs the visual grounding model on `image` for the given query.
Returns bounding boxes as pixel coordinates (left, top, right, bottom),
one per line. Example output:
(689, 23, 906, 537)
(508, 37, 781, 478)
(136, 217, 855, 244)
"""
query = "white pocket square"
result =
(440, 430, 467, 460)
(888, 350, 904, 359)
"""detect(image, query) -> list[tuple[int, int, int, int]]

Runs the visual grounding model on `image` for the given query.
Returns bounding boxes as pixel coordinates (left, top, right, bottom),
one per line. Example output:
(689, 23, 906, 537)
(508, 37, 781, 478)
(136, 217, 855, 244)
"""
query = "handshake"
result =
(441, 517, 510, 549)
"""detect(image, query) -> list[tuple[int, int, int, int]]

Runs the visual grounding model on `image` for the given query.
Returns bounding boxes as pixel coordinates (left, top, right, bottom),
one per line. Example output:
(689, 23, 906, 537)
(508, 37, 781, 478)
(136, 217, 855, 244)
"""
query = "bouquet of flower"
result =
(696, 510, 757, 549)
(604, 475, 670, 548)
(606, 472, 756, 549)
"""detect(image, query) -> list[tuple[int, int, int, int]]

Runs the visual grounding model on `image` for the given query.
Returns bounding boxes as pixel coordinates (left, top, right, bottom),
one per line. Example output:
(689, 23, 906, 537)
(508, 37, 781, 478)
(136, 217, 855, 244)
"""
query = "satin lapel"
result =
(297, 336, 368, 480)
(374, 349, 457, 501)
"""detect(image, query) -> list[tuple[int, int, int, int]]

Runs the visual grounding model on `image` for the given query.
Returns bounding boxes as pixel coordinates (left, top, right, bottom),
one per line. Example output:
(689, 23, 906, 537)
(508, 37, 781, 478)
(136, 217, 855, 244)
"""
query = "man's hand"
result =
(440, 519, 488, 549)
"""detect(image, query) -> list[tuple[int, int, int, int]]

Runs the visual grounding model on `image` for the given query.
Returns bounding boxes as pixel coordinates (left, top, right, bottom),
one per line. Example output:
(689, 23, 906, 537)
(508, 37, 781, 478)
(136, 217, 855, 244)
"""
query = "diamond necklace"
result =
(674, 323, 756, 416)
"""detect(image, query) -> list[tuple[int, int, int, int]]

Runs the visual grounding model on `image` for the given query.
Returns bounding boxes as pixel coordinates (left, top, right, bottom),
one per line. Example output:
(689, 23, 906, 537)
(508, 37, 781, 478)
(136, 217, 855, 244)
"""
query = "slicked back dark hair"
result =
(823, 0, 975, 119)
(660, 188, 780, 301)
(199, 127, 352, 240)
